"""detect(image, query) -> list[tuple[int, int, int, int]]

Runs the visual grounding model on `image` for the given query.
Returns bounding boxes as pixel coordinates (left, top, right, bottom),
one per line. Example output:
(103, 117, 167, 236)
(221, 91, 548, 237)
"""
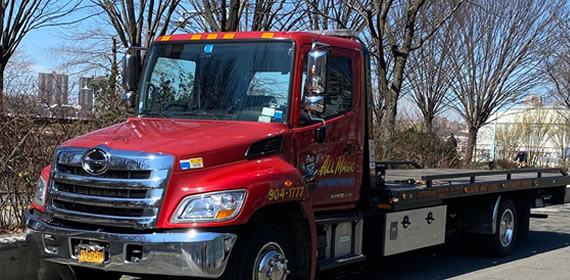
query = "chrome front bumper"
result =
(25, 211, 237, 278)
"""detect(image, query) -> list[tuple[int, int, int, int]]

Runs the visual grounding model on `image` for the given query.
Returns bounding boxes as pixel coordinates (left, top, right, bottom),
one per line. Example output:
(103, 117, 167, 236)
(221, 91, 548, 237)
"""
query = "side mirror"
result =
(302, 45, 329, 115)
(302, 95, 325, 114)
(121, 91, 137, 108)
(304, 48, 328, 95)
(121, 52, 139, 92)
(302, 42, 329, 143)
(121, 47, 146, 108)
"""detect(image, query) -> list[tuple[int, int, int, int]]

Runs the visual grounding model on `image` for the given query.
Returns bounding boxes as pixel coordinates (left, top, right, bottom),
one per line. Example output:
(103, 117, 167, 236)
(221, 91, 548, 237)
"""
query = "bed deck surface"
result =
(384, 168, 564, 190)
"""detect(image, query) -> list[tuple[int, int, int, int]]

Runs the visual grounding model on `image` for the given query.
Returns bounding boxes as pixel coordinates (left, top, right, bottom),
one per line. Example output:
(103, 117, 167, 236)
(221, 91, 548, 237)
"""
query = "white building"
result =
(476, 98, 570, 167)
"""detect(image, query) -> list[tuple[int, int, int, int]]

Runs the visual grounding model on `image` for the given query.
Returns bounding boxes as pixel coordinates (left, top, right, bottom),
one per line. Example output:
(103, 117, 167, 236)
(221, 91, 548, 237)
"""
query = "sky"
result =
(20, 1, 101, 74)
(16, 2, 110, 103)
(21, 26, 65, 73)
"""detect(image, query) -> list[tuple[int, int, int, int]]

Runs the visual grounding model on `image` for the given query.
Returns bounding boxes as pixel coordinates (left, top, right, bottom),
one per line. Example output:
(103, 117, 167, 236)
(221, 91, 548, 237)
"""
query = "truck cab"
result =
(26, 31, 371, 280)
(25, 30, 570, 280)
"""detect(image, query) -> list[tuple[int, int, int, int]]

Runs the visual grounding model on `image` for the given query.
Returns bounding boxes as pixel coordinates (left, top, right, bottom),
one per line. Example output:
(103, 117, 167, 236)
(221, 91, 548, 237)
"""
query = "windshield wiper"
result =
(140, 111, 170, 118)
(170, 111, 220, 120)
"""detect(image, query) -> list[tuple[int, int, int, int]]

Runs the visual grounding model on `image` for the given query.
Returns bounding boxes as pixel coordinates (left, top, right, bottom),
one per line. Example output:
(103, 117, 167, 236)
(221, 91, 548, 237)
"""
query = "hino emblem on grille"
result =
(82, 148, 110, 175)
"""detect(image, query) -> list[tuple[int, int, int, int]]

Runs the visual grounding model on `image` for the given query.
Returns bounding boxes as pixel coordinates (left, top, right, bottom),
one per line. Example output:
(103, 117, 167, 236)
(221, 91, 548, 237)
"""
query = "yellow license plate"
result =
(78, 248, 104, 264)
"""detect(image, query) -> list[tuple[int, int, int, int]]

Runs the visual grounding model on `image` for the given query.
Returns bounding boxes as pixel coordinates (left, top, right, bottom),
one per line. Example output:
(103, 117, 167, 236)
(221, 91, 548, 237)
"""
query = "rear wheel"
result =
(223, 224, 294, 280)
(486, 199, 517, 257)
(58, 264, 122, 280)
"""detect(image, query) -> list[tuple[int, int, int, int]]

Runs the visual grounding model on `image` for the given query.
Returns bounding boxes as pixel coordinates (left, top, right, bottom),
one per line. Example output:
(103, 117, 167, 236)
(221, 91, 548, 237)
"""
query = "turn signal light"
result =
(214, 209, 236, 219)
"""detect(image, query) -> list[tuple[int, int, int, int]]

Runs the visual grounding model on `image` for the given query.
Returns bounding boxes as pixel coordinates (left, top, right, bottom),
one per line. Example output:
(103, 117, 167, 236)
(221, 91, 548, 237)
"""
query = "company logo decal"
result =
(318, 155, 356, 176)
(317, 177, 356, 187)
(300, 154, 321, 182)
(82, 148, 110, 175)
(299, 154, 357, 192)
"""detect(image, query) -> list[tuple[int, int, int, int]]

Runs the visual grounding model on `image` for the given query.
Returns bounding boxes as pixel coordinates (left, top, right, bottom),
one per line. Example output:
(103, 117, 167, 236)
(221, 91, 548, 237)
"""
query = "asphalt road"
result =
(6, 204, 567, 280)
(317, 204, 570, 280)
(121, 204, 570, 280)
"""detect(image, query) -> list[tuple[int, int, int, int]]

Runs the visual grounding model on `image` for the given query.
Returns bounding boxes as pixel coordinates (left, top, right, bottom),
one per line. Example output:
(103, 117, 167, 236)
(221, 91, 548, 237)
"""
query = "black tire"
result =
(58, 264, 122, 280)
(222, 224, 295, 280)
(486, 199, 517, 257)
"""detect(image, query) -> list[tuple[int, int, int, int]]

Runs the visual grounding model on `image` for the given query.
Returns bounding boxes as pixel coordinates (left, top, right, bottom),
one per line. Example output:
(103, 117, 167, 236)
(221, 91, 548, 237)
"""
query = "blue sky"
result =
(20, 1, 103, 73)
(21, 26, 65, 73)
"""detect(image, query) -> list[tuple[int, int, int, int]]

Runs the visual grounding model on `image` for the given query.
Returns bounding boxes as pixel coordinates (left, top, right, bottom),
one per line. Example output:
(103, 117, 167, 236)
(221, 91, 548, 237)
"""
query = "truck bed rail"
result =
(421, 168, 568, 187)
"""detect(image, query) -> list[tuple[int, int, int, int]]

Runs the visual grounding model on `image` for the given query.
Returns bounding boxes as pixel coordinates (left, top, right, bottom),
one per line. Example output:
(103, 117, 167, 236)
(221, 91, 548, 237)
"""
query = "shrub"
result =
(391, 129, 459, 168)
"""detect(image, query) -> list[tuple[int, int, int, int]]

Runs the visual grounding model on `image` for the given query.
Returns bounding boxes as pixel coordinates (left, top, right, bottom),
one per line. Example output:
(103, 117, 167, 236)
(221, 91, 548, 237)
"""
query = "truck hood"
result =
(61, 118, 290, 169)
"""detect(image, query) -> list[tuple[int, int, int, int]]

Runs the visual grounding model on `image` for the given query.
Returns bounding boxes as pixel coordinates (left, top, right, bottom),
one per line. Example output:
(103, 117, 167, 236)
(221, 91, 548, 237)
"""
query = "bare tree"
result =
(545, 12, 569, 108)
(302, 0, 366, 31)
(0, 0, 83, 113)
(551, 121, 570, 168)
(448, 0, 560, 165)
(519, 107, 554, 166)
(53, 27, 118, 75)
(335, 0, 464, 159)
(406, 10, 455, 133)
(2, 52, 36, 98)
(93, 0, 181, 75)
(182, 0, 306, 32)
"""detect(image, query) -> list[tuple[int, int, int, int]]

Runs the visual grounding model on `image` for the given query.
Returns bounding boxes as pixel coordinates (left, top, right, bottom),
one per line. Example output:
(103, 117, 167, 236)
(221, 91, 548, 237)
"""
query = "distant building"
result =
(78, 77, 94, 113)
(38, 72, 69, 106)
(476, 102, 570, 167)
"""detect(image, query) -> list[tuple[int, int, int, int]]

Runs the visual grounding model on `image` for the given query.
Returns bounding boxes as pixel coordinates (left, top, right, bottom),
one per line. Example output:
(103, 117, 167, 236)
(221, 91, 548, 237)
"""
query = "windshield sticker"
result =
(180, 157, 204, 170)
(204, 44, 214, 54)
(258, 115, 271, 123)
(274, 110, 283, 119)
(261, 107, 275, 117)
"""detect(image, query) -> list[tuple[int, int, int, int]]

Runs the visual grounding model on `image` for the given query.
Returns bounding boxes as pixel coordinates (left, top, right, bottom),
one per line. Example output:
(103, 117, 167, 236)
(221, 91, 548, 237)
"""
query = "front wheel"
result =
(223, 224, 294, 280)
(486, 199, 517, 257)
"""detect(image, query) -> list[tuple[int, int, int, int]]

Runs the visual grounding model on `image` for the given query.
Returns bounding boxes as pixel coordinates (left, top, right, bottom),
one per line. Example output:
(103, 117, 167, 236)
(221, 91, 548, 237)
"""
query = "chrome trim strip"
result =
(56, 146, 174, 171)
(26, 212, 236, 278)
(52, 172, 164, 189)
(48, 206, 156, 228)
(51, 189, 160, 209)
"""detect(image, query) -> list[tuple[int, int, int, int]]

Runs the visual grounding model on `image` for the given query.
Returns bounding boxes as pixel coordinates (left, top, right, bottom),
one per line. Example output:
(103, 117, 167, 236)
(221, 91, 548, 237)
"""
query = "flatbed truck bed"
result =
(376, 165, 570, 211)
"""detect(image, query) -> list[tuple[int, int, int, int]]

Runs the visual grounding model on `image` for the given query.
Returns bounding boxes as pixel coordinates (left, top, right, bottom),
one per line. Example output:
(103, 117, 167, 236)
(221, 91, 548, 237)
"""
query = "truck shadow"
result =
(317, 230, 570, 280)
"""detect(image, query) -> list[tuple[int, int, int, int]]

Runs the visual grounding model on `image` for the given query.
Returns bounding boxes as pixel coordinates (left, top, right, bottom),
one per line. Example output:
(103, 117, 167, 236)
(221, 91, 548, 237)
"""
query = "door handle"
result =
(344, 145, 356, 153)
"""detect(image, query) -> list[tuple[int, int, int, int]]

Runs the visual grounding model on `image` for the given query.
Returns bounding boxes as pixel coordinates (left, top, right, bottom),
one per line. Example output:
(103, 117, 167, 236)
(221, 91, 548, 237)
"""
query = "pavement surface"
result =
(2, 204, 568, 280)
(123, 204, 570, 280)
(316, 204, 570, 280)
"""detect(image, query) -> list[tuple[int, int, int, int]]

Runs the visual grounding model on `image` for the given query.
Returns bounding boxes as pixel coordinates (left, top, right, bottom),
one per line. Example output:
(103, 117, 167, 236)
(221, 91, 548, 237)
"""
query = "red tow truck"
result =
(26, 30, 570, 280)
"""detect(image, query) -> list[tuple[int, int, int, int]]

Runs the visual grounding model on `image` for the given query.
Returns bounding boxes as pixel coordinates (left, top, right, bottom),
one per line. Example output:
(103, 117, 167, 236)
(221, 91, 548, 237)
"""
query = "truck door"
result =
(294, 46, 364, 210)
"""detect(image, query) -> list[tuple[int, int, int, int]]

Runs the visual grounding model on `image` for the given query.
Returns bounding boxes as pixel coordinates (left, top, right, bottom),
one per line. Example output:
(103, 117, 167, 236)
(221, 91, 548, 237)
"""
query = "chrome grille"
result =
(46, 146, 174, 229)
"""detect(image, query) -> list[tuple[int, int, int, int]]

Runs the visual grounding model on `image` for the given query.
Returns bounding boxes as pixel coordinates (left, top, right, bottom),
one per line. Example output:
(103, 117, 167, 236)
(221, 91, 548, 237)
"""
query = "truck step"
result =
(317, 254, 366, 271)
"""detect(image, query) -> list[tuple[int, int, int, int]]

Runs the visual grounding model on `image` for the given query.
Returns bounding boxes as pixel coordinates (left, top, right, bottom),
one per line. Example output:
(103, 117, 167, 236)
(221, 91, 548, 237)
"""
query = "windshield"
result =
(138, 41, 294, 123)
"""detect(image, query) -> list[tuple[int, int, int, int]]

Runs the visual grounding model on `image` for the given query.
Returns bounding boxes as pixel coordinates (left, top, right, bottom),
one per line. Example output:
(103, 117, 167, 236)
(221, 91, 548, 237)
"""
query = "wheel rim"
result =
(253, 241, 290, 280)
(499, 208, 515, 247)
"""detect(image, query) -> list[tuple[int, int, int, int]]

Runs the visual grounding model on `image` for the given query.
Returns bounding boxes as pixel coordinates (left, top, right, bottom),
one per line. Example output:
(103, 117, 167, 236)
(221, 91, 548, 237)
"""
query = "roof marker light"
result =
(261, 32, 274, 38)
(207, 34, 218, 39)
(191, 34, 201, 40)
(223, 33, 235, 39)
(161, 36, 171, 41)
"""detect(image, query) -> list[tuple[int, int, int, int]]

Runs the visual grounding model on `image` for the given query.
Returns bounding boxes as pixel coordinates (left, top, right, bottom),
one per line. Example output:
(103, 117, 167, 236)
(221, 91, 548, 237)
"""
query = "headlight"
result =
(171, 190, 247, 223)
(32, 177, 48, 208)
